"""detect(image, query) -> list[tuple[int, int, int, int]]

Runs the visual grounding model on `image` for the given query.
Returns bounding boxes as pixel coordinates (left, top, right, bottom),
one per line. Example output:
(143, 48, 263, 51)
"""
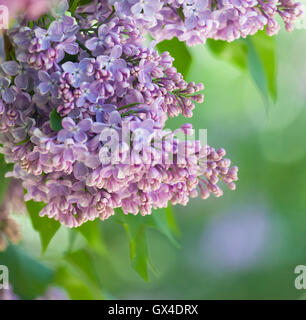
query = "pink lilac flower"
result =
(0, 0, 239, 228)
(38, 71, 61, 96)
(1, 61, 34, 90)
(57, 118, 92, 143)
(62, 59, 92, 88)
(111, 0, 303, 45)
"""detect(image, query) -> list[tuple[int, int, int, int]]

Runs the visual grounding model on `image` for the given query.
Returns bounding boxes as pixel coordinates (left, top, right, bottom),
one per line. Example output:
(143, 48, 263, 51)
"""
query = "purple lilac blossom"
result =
(0, 0, 238, 228)
(111, 0, 303, 45)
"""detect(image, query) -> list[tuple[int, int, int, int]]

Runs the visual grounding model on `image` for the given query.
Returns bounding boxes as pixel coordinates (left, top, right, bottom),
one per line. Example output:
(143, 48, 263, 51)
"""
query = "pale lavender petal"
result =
(48, 22, 63, 42)
(63, 148, 74, 161)
(87, 91, 98, 103)
(96, 111, 103, 123)
(78, 119, 92, 131)
(38, 71, 50, 82)
(73, 162, 89, 180)
(11, 127, 27, 141)
(0, 77, 10, 89)
(38, 81, 50, 95)
(110, 45, 122, 59)
(142, 119, 154, 131)
(57, 129, 73, 142)
(3, 89, 15, 103)
(65, 42, 79, 55)
(2, 61, 20, 76)
(15, 74, 28, 90)
(109, 111, 121, 125)
(62, 117, 76, 130)
(92, 122, 105, 133)
(34, 27, 46, 38)
(85, 155, 101, 169)
(74, 130, 87, 143)
(131, 2, 143, 15)
(102, 104, 116, 112)
(85, 37, 98, 51)
(76, 96, 86, 107)
(56, 50, 65, 63)
(96, 55, 109, 67)
(143, 4, 155, 16)
(62, 62, 77, 73)
(79, 58, 92, 72)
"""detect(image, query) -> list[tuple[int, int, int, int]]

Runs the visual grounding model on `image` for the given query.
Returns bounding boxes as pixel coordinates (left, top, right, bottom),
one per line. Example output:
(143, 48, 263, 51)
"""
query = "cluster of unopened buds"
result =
(8, 0, 305, 228)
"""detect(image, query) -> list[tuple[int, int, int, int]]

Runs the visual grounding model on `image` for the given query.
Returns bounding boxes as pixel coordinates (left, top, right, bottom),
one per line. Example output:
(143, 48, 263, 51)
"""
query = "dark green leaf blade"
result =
(55, 266, 96, 300)
(64, 248, 104, 299)
(115, 209, 149, 281)
(251, 31, 277, 101)
(0, 244, 54, 299)
(206, 38, 248, 70)
(65, 249, 99, 285)
(75, 220, 107, 255)
(157, 37, 192, 77)
(50, 108, 63, 132)
(245, 37, 270, 108)
(145, 207, 181, 248)
(26, 200, 61, 253)
(69, 0, 80, 15)
(165, 205, 181, 237)
(207, 33, 276, 105)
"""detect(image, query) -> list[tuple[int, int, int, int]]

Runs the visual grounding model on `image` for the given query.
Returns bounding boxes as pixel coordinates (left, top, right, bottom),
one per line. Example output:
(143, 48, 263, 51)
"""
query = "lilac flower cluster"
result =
(111, 0, 303, 45)
(0, 1, 238, 227)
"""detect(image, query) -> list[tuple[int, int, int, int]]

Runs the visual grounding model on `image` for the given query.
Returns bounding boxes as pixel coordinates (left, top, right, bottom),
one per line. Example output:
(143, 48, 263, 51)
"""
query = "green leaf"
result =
(117, 102, 142, 111)
(245, 37, 270, 108)
(69, 0, 80, 15)
(207, 32, 276, 105)
(157, 37, 192, 77)
(64, 248, 104, 299)
(0, 244, 54, 299)
(176, 7, 185, 22)
(50, 108, 63, 132)
(79, 0, 93, 5)
(26, 200, 61, 253)
(69, 0, 92, 14)
(65, 249, 100, 285)
(55, 266, 97, 300)
(250, 31, 277, 101)
(75, 220, 107, 255)
(145, 207, 181, 248)
(206, 38, 248, 70)
(114, 206, 181, 281)
(115, 209, 149, 281)
(165, 205, 181, 237)
(55, 266, 95, 300)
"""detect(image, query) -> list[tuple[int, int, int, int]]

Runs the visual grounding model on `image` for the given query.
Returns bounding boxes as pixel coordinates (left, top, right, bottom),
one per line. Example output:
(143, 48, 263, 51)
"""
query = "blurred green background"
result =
(2, 27, 306, 300)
